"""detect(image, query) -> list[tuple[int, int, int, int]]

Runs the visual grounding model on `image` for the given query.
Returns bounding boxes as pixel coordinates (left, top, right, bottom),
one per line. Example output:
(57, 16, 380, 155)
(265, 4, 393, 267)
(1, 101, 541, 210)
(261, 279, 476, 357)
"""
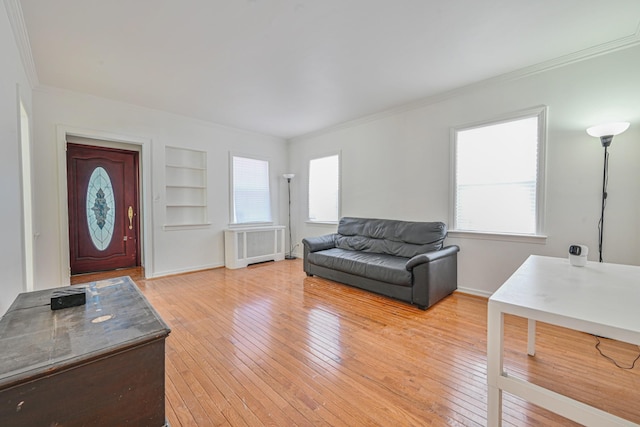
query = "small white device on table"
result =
(568, 244, 588, 266)
(487, 255, 640, 426)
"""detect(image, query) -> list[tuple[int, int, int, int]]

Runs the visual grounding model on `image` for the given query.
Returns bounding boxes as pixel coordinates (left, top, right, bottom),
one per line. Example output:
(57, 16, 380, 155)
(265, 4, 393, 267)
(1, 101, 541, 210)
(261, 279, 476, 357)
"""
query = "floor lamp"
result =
(283, 174, 296, 259)
(586, 121, 630, 262)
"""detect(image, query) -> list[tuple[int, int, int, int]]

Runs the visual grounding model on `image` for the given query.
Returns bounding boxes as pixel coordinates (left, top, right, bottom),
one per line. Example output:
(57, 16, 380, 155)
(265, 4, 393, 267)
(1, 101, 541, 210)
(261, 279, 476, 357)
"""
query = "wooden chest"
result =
(0, 277, 171, 426)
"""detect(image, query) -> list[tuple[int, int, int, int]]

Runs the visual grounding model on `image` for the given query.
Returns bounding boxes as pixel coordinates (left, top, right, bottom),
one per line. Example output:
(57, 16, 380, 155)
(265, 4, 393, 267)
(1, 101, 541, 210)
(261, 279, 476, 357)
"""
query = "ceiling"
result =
(18, 0, 640, 139)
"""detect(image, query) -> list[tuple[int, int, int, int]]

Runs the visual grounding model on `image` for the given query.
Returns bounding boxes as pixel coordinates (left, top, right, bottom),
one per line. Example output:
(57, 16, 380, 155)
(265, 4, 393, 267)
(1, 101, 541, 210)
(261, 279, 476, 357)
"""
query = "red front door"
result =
(67, 143, 140, 274)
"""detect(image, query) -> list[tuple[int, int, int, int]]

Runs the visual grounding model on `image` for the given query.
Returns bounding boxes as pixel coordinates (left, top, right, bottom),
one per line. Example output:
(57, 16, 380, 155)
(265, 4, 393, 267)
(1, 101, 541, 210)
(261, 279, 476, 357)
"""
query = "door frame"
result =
(56, 125, 154, 284)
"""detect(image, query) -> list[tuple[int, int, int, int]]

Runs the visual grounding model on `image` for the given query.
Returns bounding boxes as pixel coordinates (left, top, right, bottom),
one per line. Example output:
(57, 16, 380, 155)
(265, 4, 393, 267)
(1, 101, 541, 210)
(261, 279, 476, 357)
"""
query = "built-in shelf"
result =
(165, 164, 206, 170)
(165, 146, 208, 227)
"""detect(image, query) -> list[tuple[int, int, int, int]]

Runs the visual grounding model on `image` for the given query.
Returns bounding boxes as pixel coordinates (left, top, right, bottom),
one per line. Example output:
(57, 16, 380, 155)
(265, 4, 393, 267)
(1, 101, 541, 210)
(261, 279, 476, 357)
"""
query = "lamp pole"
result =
(586, 122, 630, 263)
(283, 174, 295, 259)
(598, 143, 609, 263)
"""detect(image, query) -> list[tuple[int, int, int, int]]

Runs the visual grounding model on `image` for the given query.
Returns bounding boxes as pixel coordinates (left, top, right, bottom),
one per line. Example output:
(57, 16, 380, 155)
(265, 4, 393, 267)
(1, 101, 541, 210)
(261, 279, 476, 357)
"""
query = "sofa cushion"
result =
(335, 217, 446, 258)
(307, 248, 412, 287)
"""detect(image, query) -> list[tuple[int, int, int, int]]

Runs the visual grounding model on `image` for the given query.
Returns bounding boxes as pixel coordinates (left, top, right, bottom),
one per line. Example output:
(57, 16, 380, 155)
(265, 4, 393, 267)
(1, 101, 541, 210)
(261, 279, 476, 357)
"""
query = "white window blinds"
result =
(308, 154, 340, 222)
(454, 113, 543, 235)
(232, 156, 271, 224)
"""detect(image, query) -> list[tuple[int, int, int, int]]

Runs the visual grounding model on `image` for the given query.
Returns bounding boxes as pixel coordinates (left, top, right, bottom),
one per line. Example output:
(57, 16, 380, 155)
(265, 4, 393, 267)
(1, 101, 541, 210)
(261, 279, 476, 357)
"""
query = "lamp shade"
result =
(283, 173, 295, 180)
(586, 122, 630, 138)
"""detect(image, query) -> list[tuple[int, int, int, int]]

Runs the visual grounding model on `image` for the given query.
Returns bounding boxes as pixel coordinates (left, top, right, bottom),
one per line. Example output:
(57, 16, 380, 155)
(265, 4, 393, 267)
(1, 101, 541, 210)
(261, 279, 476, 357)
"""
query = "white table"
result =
(487, 255, 640, 426)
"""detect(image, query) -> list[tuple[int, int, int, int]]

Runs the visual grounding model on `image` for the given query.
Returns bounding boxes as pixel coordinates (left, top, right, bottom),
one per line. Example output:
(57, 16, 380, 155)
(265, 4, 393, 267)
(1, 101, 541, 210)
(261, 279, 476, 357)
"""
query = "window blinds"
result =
(232, 156, 271, 223)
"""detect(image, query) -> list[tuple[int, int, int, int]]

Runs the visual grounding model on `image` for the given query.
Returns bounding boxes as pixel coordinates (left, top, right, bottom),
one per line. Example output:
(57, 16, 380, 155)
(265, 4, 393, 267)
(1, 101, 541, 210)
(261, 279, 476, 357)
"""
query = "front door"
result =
(67, 143, 140, 274)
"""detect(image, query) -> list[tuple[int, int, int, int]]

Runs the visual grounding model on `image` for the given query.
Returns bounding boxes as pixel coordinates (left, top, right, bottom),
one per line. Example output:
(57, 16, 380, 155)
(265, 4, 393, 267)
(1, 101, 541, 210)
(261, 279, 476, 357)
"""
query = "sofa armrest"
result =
(405, 245, 460, 271)
(409, 245, 460, 309)
(302, 234, 338, 276)
(302, 234, 338, 253)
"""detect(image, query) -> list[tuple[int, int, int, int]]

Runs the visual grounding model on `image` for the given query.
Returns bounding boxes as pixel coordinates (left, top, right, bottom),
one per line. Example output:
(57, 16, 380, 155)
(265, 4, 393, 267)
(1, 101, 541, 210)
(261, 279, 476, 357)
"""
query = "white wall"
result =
(31, 87, 288, 289)
(0, 2, 33, 313)
(290, 46, 640, 296)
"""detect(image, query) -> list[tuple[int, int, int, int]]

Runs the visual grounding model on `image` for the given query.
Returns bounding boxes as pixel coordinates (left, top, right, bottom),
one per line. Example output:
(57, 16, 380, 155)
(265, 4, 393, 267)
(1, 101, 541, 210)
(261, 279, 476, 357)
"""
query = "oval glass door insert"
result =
(86, 167, 115, 250)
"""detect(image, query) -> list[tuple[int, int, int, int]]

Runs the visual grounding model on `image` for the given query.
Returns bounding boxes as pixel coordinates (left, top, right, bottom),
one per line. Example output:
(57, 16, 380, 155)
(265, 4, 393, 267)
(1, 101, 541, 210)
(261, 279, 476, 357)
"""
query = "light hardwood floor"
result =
(75, 260, 640, 426)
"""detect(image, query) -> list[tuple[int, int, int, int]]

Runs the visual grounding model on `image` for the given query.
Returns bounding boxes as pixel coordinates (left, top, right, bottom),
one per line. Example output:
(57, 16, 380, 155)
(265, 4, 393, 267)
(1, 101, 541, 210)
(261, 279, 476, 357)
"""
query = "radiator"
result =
(224, 226, 286, 269)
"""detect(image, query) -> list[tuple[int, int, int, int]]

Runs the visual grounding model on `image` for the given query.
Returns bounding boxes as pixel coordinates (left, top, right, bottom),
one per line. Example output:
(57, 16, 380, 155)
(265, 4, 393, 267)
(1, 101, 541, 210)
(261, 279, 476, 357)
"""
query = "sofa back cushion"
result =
(335, 217, 447, 258)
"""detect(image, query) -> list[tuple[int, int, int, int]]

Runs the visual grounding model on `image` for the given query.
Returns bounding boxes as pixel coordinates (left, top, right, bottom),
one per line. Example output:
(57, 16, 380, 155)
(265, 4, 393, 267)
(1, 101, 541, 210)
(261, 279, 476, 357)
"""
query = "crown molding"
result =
(291, 24, 640, 143)
(4, 0, 39, 87)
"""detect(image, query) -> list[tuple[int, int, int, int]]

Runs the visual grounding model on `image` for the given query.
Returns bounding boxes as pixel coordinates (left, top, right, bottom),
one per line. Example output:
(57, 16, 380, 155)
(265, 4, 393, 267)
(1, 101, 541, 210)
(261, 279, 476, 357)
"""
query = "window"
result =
(452, 107, 546, 235)
(231, 155, 271, 224)
(308, 154, 340, 222)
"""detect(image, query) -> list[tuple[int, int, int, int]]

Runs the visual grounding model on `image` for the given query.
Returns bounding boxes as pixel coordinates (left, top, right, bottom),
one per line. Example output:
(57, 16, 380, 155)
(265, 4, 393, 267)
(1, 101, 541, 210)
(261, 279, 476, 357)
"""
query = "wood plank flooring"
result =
(78, 260, 640, 426)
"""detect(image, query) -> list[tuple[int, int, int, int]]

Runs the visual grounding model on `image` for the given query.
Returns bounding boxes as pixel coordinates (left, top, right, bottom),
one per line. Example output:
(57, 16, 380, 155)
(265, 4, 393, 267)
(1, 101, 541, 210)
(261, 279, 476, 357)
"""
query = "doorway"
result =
(66, 143, 141, 275)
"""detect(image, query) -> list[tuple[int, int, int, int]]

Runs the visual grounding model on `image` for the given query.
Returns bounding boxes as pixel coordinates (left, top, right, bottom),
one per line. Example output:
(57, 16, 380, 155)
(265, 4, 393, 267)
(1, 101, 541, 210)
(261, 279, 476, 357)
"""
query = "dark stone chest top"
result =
(0, 276, 171, 389)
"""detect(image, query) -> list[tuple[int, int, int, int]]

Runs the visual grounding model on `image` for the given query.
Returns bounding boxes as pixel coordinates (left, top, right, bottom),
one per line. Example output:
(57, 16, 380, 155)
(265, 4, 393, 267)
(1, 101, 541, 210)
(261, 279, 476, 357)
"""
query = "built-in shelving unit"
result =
(165, 146, 208, 228)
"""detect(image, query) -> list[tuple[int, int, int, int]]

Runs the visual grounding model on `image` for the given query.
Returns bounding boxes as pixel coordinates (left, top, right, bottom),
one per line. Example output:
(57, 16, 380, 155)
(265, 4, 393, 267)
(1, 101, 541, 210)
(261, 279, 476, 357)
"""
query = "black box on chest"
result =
(50, 288, 86, 310)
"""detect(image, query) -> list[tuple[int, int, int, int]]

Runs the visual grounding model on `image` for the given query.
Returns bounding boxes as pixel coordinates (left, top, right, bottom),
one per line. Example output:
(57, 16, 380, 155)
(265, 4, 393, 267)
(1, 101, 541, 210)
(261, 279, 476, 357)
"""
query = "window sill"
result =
(228, 222, 274, 228)
(305, 220, 338, 226)
(448, 230, 547, 244)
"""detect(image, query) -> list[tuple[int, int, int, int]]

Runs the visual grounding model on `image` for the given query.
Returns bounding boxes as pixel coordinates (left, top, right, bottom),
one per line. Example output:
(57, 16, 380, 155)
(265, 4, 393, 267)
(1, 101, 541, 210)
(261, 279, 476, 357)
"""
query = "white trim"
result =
(3, 0, 39, 87)
(448, 126, 457, 235)
(149, 262, 224, 279)
(304, 220, 338, 226)
(448, 230, 547, 245)
(17, 85, 34, 292)
(451, 105, 547, 133)
(290, 30, 640, 143)
(536, 107, 549, 235)
(56, 125, 154, 283)
(455, 287, 492, 299)
(227, 221, 274, 229)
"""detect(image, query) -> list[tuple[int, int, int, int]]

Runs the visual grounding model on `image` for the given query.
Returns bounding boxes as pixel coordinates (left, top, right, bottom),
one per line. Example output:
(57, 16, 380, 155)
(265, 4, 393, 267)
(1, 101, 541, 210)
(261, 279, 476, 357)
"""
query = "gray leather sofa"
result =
(302, 217, 459, 310)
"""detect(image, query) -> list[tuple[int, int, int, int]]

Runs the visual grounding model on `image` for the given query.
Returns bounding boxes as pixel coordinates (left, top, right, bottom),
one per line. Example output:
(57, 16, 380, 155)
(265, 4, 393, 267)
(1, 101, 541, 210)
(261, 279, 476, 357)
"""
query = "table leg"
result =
(527, 319, 536, 356)
(487, 302, 504, 426)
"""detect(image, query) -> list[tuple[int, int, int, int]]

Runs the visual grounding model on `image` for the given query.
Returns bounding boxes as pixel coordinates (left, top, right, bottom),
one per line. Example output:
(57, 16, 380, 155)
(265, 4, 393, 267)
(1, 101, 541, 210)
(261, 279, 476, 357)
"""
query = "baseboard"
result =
(149, 262, 225, 279)
(455, 286, 493, 299)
